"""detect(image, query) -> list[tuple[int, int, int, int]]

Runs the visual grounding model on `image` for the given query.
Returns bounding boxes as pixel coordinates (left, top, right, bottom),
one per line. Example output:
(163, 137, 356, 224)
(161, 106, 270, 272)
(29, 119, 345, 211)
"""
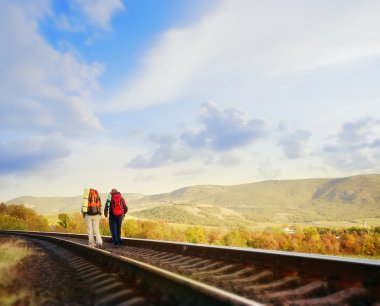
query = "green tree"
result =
(185, 226, 207, 244)
(57, 213, 71, 229)
(223, 227, 251, 247)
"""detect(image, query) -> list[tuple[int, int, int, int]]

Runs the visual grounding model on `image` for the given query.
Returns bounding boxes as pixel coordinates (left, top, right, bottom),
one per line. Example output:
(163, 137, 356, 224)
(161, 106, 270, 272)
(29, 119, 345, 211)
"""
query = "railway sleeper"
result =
(156, 254, 185, 264)
(116, 297, 147, 306)
(96, 289, 137, 306)
(167, 257, 208, 273)
(127, 248, 158, 257)
(259, 280, 330, 305)
(287, 287, 369, 306)
(176, 258, 213, 273)
(94, 281, 124, 294)
(233, 270, 274, 292)
(144, 251, 172, 260)
(153, 253, 183, 264)
(158, 255, 193, 268)
(244, 275, 301, 296)
(91, 278, 121, 291)
(185, 261, 223, 275)
(191, 263, 238, 281)
(174, 256, 204, 266)
(216, 266, 256, 284)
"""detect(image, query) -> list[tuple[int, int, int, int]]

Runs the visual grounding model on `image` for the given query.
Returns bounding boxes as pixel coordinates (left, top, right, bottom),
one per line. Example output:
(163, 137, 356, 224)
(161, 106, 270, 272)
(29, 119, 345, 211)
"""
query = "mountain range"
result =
(5, 174, 380, 226)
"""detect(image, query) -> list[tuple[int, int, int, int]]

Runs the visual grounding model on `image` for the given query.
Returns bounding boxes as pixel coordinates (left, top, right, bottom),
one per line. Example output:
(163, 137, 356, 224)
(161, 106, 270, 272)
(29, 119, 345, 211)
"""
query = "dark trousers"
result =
(109, 215, 124, 245)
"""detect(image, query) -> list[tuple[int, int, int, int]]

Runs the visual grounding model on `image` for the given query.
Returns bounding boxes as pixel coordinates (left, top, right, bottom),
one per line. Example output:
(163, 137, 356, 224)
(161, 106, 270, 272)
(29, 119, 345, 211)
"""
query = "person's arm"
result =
(104, 193, 112, 217)
(121, 197, 128, 215)
(104, 199, 109, 217)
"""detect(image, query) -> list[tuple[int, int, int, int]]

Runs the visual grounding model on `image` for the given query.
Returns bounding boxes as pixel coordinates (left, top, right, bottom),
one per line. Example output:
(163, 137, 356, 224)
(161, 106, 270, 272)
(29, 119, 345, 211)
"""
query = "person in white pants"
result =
(85, 214, 103, 248)
(82, 188, 103, 248)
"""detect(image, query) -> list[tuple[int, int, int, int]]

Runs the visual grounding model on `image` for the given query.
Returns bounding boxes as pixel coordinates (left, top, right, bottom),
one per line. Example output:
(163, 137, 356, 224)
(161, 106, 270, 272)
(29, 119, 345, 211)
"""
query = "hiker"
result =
(82, 188, 103, 248)
(104, 188, 128, 247)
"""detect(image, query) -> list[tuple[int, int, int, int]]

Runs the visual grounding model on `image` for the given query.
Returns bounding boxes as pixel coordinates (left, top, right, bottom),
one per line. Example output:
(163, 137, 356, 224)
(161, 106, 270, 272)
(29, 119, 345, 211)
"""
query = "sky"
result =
(1, 0, 380, 201)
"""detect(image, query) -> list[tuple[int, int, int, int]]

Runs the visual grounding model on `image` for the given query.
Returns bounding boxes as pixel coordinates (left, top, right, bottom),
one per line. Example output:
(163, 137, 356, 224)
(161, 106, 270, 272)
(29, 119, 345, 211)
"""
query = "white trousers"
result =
(85, 214, 103, 247)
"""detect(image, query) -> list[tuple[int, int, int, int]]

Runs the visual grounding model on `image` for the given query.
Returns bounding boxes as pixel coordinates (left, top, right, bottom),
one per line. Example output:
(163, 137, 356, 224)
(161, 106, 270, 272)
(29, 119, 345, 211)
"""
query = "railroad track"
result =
(1, 230, 379, 306)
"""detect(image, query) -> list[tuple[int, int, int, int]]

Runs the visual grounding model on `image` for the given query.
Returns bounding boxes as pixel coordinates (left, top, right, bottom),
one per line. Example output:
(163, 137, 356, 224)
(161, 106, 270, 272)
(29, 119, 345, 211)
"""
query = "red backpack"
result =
(87, 189, 101, 215)
(111, 193, 125, 216)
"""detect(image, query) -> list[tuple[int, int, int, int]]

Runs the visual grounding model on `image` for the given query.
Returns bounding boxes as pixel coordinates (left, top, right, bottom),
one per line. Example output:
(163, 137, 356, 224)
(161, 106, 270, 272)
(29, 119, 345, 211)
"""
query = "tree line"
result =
(1, 203, 379, 257)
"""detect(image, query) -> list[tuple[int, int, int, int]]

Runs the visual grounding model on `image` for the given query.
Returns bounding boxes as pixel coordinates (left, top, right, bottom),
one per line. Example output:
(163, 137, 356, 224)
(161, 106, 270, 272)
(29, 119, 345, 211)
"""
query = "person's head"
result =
(111, 188, 118, 194)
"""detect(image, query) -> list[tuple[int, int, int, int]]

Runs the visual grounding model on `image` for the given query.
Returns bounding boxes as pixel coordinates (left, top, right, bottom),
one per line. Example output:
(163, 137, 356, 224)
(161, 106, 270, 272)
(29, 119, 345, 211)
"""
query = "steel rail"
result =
(0, 230, 261, 306)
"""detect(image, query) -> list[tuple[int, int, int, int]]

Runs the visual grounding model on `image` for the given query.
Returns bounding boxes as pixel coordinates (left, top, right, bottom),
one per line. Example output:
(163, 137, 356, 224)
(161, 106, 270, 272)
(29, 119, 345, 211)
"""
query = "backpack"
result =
(87, 188, 101, 215)
(111, 193, 126, 216)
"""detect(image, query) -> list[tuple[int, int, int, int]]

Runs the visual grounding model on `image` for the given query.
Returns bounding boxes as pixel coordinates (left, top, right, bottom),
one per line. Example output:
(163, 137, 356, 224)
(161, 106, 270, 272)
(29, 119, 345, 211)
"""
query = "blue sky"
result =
(1, 0, 380, 201)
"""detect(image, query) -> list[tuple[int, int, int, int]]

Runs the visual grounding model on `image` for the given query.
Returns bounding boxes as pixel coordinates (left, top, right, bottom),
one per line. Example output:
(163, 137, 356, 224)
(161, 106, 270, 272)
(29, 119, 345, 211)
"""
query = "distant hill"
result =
(5, 174, 380, 225)
(6, 193, 145, 215)
(132, 203, 251, 227)
(129, 174, 380, 225)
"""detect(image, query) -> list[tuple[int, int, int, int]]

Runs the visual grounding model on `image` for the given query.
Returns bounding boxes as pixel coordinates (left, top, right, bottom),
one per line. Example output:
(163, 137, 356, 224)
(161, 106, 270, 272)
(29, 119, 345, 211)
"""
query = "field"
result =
(0, 238, 35, 305)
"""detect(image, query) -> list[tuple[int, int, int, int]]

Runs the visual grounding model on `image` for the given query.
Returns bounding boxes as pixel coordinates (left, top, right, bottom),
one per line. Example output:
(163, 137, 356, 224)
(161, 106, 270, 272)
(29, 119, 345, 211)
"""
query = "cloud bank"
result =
(323, 117, 380, 171)
(55, 0, 124, 33)
(127, 102, 269, 168)
(110, 0, 380, 111)
(0, 1, 105, 174)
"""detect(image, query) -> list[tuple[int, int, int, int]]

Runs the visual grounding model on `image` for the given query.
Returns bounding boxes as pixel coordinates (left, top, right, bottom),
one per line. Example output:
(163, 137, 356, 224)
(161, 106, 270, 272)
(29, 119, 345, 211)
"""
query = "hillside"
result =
(6, 193, 145, 215)
(5, 174, 380, 225)
(131, 203, 251, 227)
(129, 174, 380, 225)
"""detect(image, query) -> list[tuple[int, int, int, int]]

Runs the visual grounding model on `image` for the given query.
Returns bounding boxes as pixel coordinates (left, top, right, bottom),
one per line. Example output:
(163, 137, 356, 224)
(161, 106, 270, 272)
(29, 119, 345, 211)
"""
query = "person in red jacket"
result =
(104, 188, 128, 248)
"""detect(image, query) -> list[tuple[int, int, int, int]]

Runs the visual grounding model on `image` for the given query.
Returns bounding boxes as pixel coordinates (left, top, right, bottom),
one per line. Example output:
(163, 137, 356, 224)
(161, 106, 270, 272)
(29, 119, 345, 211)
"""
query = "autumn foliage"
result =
(122, 220, 380, 257)
(0, 203, 48, 231)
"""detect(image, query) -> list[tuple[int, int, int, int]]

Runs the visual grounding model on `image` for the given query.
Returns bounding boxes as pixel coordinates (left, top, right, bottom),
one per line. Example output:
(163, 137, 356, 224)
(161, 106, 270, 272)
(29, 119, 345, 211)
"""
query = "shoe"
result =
(96, 244, 104, 249)
(112, 243, 119, 248)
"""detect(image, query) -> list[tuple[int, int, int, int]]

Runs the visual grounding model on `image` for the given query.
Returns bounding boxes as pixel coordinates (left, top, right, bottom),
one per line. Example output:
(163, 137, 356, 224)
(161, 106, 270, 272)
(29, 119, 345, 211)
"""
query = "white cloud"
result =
(127, 102, 268, 168)
(0, 1, 104, 176)
(0, 133, 70, 174)
(55, 14, 85, 33)
(127, 133, 193, 169)
(68, 0, 124, 31)
(323, 117, 380, 171)
(0, 2, 103, 135)
(278, 127, 311, 159)
(110, 0, 380, 111)
(182, 102, 268, 151)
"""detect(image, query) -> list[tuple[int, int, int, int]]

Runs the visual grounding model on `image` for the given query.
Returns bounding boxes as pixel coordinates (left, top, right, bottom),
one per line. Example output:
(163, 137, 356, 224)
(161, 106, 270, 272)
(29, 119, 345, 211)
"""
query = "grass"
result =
(0, 238, 35, 305)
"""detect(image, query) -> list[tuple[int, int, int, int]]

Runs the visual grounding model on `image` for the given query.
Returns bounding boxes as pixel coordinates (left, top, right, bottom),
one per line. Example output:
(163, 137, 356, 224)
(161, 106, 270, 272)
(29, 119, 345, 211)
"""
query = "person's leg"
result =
(109, 216, 118, 246)
(108, 217, 113, 243)
(116, 215, 123, 244)
(93, 215, 103, 246)
(85, 215, 95, 247)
